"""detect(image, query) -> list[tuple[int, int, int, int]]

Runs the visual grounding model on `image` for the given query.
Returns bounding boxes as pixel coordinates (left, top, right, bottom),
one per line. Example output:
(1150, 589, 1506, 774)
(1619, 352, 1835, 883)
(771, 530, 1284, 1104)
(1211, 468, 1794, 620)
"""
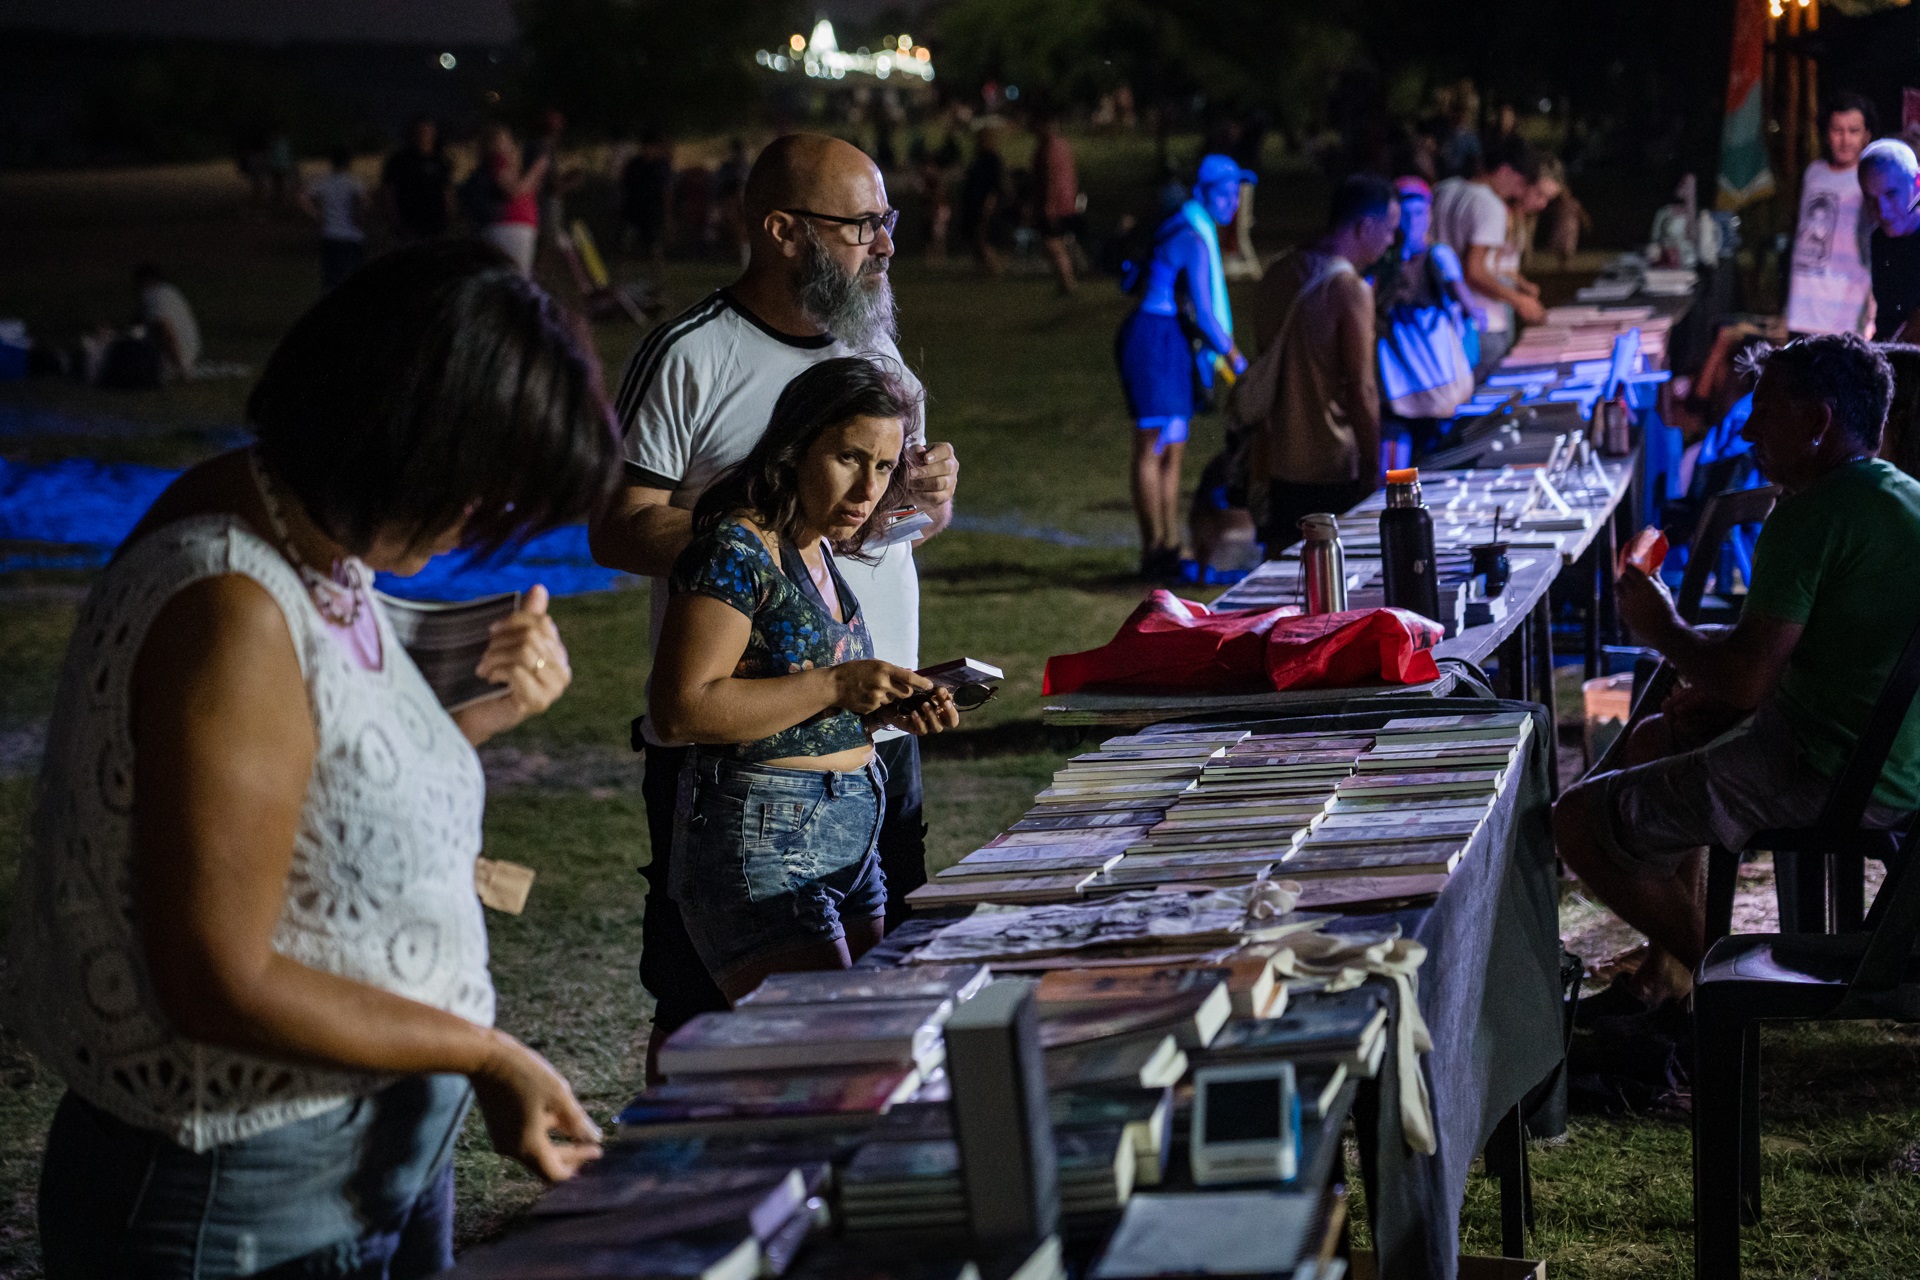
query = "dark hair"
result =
(248, 239, 618, 558)
(693, 356, 919, 561)
(1742, 332, 1895, 450)
(1823, 91, 1879, 140)
(329, 145, 352, 170)
(132, 262, 164, 285)
(1878, 343, 1920, 480)
(1329, 173, 1397, 230)
(1486, 135, 1541, 184)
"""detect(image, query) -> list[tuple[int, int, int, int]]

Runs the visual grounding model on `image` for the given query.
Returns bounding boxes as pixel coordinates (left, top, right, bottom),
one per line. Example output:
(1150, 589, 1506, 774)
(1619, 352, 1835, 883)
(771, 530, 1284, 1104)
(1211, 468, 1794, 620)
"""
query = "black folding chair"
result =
(1692, 622, 1920, 1278)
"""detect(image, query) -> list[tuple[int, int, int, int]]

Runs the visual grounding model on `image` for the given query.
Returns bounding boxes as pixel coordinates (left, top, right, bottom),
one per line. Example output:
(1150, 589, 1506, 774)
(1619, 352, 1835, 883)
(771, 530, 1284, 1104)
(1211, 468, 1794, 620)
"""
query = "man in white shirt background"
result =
(298, 145, 368, 292)
(1785, 93, 1875, 338)
(588, 134, 960, 1071)
(1431, 137, 1547, 373)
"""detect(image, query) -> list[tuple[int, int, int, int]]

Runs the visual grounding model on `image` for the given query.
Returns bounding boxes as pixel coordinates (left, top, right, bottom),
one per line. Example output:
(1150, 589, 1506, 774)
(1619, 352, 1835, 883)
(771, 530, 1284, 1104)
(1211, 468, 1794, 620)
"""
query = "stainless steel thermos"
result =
(1298, 513, 1348, 615)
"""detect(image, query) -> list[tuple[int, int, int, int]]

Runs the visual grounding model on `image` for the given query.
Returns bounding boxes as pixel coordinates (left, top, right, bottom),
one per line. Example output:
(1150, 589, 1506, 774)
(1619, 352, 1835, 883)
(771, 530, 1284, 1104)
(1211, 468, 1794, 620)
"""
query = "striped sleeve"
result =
(612, 293, 727, 487)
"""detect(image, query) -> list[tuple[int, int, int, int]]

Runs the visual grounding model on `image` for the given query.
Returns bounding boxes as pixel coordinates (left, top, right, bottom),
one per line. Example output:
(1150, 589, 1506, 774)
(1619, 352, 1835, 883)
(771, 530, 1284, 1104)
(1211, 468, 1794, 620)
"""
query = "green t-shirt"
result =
(1744, 458, 1920, 809)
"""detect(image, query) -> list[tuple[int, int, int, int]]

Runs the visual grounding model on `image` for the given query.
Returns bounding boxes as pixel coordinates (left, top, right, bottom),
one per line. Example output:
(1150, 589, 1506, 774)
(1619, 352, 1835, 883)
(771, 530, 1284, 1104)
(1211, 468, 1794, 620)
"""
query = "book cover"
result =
(1010, 811, 1168, 832)
(375, 590, 519, 713)
(659, 1003, 949, 1076)
(613, 1068, 920, 1134)
(1044, 1033, 1186, 1090)
(1332, 769, 1504, 796)
(1037, 984, 1230, 1051)
(1035, 966, 1230, 1010)
(980, 829, 1151, 851)
(1203, 989, 1388, 1064)
(939, 853, 1123, 879)
(1374, 711, 1532, 743)
(907, 874, 1094, 908)
(1283, 841, 1467, 876)
(737, 966, 990, 1007)
(1089, 1191, 1317, 1278)
(1096, 861, 1274, 888)
(1290, 873, 1450, 910)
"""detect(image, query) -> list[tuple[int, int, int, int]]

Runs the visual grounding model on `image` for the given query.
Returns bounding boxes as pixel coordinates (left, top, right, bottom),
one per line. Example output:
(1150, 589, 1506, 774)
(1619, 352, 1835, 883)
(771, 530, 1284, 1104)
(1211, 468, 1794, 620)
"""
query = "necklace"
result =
(247, 449, 367, 627)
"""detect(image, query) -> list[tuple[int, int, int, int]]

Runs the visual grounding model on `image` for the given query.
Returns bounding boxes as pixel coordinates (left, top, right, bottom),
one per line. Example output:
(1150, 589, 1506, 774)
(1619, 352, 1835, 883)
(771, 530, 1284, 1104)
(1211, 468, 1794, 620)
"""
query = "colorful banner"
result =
(1718, 0, 1776, 208)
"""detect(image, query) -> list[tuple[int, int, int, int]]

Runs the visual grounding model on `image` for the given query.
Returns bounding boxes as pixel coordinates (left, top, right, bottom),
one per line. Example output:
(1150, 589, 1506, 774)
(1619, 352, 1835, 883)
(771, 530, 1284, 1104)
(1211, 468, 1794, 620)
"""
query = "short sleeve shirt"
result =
(1431, 178, 1512, 334)
(614, 290, 925, 745)
(669, 522, 874, 762)
(304, 171, 365, 243)
(381, 147, 452, 237)
(1785, 160, 1871, 336)
(1744, 459, 1920, 809)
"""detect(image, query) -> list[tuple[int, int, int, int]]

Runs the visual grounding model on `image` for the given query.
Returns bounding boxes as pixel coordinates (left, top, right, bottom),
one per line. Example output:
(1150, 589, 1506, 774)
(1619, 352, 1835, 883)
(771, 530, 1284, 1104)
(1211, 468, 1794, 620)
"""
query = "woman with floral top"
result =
(650, 357, 960, 1000)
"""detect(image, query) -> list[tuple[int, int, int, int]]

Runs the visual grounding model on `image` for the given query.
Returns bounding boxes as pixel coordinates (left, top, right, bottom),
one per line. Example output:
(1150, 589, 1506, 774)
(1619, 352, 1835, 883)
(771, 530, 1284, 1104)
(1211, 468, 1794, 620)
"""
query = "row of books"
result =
(909, 713, 1531, 910)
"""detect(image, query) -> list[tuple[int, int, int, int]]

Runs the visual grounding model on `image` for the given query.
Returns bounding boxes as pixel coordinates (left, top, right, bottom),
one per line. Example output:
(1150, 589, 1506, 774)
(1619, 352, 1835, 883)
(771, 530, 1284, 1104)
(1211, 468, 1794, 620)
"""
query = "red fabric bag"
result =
(1042, 591, 1442, 696)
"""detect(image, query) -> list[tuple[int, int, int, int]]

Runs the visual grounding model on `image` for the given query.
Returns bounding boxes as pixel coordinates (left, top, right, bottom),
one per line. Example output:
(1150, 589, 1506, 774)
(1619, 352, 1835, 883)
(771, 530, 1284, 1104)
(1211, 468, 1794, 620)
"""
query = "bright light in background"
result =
(438, 51, 457, 70)
(757, 19, 933, 82)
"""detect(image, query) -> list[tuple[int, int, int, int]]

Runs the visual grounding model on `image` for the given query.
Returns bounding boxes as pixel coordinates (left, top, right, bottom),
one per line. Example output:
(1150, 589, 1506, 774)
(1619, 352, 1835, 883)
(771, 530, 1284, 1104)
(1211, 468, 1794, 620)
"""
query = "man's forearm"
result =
(1466, 265, 1530, 311)
(587, 503, 695, 577)
(1648, 622, 1771, 709)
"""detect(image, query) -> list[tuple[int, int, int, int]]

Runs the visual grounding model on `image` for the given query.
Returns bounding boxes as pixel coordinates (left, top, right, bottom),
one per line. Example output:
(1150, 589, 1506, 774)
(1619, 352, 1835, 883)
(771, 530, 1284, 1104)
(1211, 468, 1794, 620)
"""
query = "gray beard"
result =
(796, 229, 896, 351)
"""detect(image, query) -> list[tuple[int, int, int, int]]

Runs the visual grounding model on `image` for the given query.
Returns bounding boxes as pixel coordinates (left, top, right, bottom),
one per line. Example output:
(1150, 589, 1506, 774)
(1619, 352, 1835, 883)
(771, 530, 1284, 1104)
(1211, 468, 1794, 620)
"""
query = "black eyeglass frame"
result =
(780, 207, 901, 244)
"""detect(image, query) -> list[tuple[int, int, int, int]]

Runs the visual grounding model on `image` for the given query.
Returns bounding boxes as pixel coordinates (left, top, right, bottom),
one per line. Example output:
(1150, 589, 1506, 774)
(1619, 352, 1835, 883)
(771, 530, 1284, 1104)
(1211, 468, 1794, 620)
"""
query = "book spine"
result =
(942, 979, 1060, 1246)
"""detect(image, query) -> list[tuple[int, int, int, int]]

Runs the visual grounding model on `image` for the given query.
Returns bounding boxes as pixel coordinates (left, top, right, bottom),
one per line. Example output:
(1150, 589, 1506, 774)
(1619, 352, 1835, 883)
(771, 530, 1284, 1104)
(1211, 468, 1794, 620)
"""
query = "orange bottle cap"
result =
(1384, 468, 1420, 484)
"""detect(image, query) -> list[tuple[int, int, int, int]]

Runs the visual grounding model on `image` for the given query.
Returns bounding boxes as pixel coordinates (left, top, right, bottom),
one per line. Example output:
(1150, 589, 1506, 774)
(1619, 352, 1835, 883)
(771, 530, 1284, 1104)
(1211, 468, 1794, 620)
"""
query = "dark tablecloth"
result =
(1200, 699, 1565, 1280)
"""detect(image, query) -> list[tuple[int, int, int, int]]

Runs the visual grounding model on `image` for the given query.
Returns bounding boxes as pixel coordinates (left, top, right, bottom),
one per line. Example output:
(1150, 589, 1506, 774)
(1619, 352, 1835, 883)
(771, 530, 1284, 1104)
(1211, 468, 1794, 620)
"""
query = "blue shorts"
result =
(39, 1075, 470, 1279)
(1116, 308, 1197, 421)
(671, 750, 888, 983)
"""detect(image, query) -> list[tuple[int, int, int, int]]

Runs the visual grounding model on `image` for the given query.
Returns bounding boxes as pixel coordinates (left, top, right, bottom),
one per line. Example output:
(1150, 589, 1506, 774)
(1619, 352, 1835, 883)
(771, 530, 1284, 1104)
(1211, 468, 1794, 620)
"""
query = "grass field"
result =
(4, 148, 1920, 1277)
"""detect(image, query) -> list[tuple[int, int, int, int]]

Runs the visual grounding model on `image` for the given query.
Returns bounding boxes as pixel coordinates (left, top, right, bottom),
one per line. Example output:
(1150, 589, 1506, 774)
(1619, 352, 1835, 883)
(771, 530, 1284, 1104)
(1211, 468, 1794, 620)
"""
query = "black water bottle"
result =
(1380, 467, 1442, 623)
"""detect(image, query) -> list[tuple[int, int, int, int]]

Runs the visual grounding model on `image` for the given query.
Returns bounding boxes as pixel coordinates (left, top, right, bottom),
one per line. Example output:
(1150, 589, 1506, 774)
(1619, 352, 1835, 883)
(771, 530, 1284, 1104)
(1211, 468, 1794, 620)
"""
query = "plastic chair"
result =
(1691, 622, 1920, 1277)
(1703, 617, 1920, 944)
(1672, 484, 1777, 625)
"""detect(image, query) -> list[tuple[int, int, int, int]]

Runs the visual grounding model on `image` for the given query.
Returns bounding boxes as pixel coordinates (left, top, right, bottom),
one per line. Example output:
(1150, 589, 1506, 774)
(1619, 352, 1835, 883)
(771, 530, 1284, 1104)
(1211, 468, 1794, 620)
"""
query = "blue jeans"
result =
(39, 1074, 471, 1279)
(671, 749, 888, 984)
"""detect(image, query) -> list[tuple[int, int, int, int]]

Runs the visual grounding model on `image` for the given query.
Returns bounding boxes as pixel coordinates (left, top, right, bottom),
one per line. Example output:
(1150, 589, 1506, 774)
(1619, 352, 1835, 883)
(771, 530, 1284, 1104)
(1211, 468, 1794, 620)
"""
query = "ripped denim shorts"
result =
(670, 748, 888, 985)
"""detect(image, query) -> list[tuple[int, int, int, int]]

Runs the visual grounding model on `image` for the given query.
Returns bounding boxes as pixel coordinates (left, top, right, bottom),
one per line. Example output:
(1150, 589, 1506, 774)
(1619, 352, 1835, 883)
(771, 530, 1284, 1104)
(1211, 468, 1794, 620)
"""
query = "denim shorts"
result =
(671, 750, 888, 984)
(38, 1074, 471, 1279)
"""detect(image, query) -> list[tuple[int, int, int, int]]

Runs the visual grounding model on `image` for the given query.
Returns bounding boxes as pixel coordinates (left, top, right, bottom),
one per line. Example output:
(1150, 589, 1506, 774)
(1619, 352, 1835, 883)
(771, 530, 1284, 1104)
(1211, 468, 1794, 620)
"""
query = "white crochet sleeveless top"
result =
(4, 515, 494, 1151)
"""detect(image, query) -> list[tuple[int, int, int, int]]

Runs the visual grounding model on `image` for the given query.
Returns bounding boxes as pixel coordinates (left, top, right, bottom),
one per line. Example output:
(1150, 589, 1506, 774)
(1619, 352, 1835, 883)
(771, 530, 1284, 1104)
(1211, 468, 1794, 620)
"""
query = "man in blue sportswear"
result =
(1116, 154, 1251, 578)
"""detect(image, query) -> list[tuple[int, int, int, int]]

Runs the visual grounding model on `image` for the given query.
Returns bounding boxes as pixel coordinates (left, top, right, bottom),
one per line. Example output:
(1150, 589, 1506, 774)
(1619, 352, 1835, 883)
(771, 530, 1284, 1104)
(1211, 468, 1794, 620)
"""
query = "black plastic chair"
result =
(1702, 616, 1920, 944)
(1692, 621, 1920, 1278)
(1672, 485, 1778, 625)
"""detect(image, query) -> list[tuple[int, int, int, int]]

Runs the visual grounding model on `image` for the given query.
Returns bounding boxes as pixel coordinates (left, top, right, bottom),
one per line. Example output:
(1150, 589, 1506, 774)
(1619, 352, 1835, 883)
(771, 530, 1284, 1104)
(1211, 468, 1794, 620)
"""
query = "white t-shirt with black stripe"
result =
(615, 289, 925, 743)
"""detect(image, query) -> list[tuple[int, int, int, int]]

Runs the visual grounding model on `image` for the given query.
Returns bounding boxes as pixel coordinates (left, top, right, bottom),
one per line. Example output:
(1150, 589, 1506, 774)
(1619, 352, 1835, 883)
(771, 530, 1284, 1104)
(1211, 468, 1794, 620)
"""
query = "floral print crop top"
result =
(668, 521, 874, 761)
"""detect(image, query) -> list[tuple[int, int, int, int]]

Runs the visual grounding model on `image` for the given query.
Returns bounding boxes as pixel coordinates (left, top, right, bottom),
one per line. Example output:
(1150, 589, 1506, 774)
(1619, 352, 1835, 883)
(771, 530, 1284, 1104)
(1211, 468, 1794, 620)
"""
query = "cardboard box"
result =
(1349, 1251, 1545, 1280)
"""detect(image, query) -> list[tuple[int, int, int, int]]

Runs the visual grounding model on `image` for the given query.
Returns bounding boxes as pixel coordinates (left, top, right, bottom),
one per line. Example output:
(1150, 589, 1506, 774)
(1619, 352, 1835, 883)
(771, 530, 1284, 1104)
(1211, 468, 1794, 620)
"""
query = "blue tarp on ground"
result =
(0, 457, 627, 600)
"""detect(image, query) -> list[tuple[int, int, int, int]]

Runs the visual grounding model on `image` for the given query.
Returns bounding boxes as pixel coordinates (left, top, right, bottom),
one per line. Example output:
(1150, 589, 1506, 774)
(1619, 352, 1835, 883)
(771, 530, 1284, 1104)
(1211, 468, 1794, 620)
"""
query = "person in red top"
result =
(478, 123, 549, 275)
(1031, 111, 1081, 294)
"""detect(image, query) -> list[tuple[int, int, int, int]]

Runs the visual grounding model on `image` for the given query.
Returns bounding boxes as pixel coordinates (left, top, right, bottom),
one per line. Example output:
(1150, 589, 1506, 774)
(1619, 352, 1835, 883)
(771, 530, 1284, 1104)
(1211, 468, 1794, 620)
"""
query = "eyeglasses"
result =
(781, 207, 900, 244)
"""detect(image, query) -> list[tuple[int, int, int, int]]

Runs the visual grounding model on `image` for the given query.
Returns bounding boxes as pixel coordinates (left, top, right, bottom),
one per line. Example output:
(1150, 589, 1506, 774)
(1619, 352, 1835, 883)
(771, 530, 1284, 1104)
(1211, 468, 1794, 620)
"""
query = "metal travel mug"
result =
(1298, 513, 1348, 615)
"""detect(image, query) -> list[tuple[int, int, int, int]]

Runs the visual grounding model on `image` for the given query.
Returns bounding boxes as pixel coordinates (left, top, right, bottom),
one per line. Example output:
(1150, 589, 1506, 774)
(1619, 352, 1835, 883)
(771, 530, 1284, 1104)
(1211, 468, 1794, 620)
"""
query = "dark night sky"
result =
(0, 0, 518, 44)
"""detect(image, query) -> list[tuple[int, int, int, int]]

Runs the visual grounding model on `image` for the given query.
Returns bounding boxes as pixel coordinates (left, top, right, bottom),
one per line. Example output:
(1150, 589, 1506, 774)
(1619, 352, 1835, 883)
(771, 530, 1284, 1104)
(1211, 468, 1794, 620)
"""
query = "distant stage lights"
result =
(439, 52, 457, 70)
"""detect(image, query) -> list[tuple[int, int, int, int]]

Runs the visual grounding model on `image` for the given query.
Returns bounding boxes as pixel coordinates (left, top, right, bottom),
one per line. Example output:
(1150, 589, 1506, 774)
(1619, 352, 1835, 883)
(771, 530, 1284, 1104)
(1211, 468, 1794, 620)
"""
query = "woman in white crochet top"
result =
(9, 241, 619, 1278)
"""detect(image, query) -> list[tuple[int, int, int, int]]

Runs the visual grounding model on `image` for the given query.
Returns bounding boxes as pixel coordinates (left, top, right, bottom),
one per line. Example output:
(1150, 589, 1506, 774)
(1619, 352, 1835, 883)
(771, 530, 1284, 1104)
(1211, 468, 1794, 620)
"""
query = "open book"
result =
(375, 590, 519, 713)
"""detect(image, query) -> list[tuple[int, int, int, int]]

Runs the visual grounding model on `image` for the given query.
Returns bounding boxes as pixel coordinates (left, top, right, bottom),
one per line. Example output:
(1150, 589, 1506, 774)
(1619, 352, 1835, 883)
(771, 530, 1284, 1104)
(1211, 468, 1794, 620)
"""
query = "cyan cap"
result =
(1196, 153, 1257, 189)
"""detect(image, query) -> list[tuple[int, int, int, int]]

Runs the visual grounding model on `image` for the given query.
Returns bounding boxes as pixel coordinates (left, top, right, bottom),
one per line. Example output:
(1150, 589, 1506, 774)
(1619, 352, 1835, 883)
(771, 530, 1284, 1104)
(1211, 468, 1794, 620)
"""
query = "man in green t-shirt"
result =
(1556, 333, 1920, 1008)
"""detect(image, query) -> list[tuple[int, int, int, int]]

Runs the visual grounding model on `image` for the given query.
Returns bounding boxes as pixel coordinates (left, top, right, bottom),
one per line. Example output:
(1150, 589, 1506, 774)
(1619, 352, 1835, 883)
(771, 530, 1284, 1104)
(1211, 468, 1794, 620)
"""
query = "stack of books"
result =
(617, 967, 990, 1141)
(911, 734, 1248, 908)
(449, 1150, 833, 1279)
(1199, 986, 1393, 1080)
(839, 1127, 1139, 1233)
(655, 997, 956, 1081)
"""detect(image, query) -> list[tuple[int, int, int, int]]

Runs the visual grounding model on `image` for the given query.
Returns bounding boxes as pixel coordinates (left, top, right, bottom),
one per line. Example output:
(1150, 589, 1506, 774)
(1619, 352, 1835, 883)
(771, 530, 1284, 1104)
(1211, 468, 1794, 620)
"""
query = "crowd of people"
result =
(23, 81, 1920, 1275)
(1118, 124, 1567, 575)
(7, 133, 970, 1276)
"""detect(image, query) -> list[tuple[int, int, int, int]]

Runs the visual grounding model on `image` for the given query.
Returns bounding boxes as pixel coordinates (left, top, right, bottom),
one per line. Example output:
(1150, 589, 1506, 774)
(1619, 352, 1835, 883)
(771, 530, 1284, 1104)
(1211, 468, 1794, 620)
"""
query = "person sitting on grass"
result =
(648, 356, 960, 1003)
(1555, 333, 1920, 1011)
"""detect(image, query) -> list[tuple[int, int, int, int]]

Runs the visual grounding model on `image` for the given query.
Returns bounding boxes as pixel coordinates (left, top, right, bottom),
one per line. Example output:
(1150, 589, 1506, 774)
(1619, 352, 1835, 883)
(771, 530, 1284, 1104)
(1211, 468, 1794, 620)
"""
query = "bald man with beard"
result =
(590, 135, 960, 1074)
